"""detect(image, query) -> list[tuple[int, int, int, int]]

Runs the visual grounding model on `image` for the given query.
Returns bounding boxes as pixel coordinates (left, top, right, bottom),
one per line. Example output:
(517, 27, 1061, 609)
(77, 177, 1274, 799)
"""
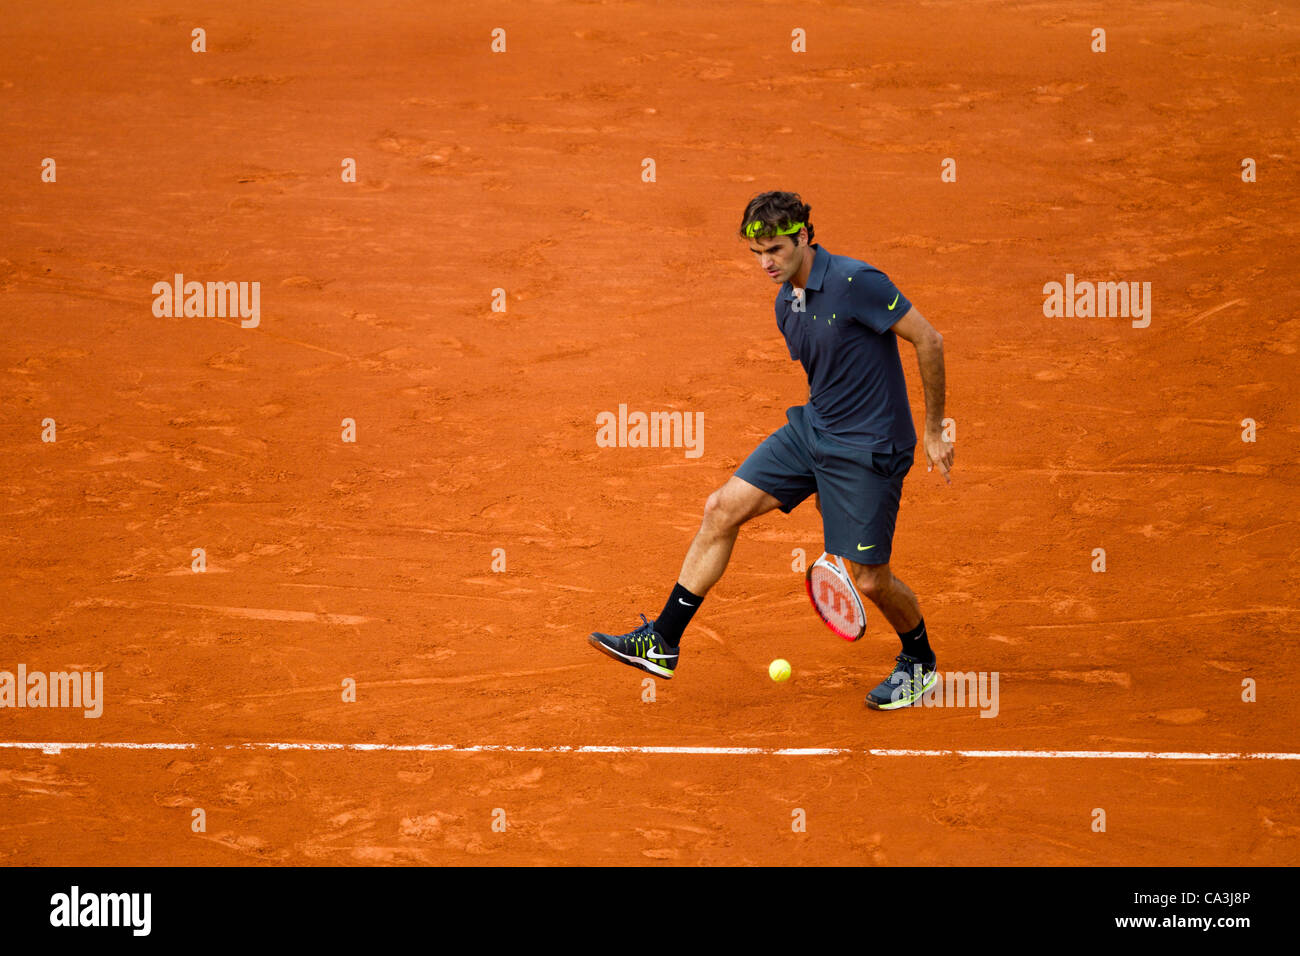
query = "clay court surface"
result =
(1, 1, 1298, 866)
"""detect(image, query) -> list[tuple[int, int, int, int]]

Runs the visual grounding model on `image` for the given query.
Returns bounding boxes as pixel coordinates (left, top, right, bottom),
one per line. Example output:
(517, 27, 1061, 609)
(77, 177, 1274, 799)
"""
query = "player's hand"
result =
(924, 429, 953, 484)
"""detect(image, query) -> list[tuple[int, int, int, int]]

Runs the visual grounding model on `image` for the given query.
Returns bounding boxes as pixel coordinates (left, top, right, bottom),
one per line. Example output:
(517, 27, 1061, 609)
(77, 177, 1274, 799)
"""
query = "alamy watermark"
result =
(890, 666, 1000, 717)
(0, 665, 103, 718)
(152, 273, 260, 327)
(1042, 274, 1151, 328)
(50, 886, 150, 936)
(596, 403, 703, 459)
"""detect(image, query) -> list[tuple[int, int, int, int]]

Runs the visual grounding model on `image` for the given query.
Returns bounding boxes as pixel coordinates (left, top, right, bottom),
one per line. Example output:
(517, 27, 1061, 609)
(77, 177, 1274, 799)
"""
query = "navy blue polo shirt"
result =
(774, 243, 916, 452)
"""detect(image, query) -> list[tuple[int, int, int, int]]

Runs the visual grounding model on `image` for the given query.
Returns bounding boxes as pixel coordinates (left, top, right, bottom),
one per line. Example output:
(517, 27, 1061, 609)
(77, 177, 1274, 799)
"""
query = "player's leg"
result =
(589, 416, 816, 678)
(849, 551, 936, 709)
(819, 442, 927, 651)
(844, 559, 920, 632)
(843, 558, 930, 659)
(816, 442, 934, 707)
(677, 475, 783, 597)
(656, 417, 816, 643)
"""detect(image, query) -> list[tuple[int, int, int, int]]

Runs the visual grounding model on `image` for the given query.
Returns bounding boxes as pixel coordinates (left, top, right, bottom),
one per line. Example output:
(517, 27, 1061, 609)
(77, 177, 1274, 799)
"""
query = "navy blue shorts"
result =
(734, 405, 914, 565)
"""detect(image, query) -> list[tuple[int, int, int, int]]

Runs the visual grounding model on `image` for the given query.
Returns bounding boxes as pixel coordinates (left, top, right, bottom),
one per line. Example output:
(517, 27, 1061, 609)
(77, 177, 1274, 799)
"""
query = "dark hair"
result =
(739, 191, 814, 244)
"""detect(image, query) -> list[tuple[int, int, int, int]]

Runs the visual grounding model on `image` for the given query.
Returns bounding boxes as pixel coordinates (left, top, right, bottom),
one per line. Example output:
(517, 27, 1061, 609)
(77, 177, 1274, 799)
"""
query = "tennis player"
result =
(590, 191, 953, 709)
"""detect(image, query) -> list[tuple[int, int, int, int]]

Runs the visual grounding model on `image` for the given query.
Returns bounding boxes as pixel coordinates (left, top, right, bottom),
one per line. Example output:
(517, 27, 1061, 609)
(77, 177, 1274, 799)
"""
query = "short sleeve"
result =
(848, 267, 911, 334)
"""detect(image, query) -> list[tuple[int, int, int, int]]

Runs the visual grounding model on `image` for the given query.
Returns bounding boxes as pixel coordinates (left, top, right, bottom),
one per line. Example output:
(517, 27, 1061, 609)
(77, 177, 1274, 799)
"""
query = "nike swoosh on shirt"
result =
(887, 293, 900, 310)
(857, 544, 876, 551)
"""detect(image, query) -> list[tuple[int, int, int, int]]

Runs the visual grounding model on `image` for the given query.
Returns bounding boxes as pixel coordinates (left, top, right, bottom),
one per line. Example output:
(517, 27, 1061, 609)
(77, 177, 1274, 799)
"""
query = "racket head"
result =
(805, 552, 868, 641)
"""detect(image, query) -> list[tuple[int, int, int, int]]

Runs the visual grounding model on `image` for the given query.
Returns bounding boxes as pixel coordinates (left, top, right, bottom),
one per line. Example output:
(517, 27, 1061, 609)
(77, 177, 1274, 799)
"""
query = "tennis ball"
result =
(769, 658, 791, 682)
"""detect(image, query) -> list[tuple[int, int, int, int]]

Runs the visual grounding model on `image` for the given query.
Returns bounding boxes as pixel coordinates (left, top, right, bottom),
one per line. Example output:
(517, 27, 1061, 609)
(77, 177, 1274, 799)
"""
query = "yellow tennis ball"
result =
(769, 658, 791, 682)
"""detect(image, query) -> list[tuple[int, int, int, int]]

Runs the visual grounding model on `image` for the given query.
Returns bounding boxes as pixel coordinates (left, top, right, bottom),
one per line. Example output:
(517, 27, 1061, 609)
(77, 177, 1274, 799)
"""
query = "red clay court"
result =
(1, 1, 1297, 865)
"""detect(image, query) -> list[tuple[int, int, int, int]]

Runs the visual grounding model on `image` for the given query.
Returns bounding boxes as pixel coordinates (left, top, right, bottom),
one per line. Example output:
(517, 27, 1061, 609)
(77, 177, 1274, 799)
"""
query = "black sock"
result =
(654, 583, 704, 647)
(898, 617, 934, 663)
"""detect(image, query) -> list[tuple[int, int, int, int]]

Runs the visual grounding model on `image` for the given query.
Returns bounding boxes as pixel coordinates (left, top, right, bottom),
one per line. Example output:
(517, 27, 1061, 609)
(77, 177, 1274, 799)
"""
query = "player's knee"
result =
(701, 489, 731, 530)
(854, 565, 892, 603)
(702, 486, 744, 533)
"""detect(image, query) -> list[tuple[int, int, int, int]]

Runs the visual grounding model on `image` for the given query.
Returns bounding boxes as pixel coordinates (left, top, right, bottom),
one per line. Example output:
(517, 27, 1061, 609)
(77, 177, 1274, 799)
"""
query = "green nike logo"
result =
(857, 543, 876, 551)
(887, 293, 900, 310)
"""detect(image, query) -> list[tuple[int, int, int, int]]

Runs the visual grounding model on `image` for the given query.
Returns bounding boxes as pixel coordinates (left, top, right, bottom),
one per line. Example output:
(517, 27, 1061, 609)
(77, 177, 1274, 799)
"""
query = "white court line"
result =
(0, 742, 1297, 760)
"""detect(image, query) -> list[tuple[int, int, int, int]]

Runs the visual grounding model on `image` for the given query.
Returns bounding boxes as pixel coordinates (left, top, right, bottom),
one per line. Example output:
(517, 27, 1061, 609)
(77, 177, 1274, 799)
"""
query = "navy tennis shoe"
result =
(589, 614, 679, 679)
(865, 653, 937, 710)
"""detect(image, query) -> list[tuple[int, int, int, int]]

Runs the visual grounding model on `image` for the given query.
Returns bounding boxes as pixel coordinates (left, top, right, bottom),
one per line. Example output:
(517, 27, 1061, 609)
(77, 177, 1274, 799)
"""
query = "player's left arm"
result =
(890, 305, 953, 483)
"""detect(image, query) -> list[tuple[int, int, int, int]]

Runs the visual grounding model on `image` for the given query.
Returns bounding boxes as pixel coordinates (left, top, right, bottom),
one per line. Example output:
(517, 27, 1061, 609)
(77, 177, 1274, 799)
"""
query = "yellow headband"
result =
(745, 220, 804, 239)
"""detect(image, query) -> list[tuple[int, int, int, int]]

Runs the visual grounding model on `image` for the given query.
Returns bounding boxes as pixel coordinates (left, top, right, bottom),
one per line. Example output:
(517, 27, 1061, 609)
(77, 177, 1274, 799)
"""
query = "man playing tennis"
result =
(590, 191, 953, 709)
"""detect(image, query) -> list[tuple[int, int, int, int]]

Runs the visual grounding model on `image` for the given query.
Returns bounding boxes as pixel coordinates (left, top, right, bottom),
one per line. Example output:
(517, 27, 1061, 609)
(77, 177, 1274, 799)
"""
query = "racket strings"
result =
(808, 563, 865, 634)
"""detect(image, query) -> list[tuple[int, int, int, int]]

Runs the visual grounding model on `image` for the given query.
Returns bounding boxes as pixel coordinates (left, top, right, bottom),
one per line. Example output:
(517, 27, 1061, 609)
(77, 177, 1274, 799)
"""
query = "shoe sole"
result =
(865, 668, 938, 710)
(588, 634, 676, 679)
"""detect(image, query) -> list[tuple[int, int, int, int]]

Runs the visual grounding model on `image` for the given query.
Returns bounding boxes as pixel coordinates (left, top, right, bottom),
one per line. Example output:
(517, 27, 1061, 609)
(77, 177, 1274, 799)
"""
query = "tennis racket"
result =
(805, 551, 868, 641)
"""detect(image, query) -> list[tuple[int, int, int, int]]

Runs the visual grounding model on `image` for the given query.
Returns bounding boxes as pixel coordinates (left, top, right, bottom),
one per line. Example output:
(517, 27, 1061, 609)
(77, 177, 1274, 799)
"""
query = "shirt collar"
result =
(783, 243, 829, 300)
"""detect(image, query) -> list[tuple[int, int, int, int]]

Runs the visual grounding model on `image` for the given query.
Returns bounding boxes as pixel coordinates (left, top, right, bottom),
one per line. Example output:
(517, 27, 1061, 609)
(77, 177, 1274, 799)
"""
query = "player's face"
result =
(749, 234, 802, 284)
